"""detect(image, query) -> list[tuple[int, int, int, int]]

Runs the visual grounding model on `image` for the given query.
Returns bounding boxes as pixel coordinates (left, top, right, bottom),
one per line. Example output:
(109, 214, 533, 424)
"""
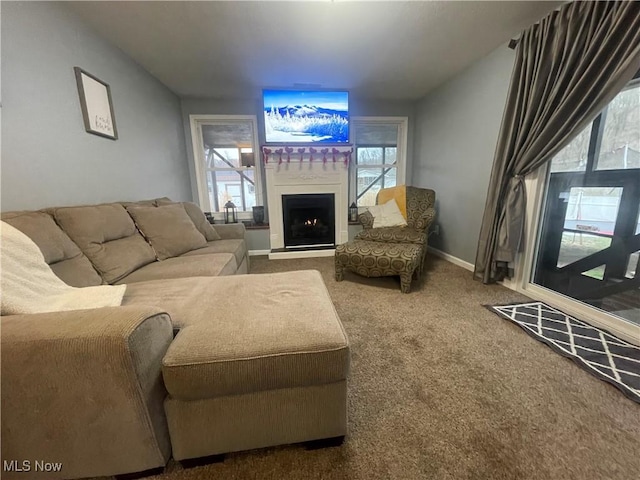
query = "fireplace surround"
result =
(264, 151, 349, 259)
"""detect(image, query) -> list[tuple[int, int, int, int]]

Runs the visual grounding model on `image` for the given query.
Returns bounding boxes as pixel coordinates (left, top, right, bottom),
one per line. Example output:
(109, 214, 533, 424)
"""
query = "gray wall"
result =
(1, 1, 191, 211)
(246, 229, 271, 252)
(412, 45, 515, 263)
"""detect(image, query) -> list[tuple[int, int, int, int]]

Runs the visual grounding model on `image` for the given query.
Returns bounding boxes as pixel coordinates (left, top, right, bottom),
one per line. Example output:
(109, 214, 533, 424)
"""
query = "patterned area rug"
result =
(488, 302, 640, 403)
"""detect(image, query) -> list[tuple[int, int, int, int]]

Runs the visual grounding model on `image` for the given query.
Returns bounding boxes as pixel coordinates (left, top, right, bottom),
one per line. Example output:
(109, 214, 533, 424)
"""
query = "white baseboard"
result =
(254, 245, 476, 270)
(249, 249, 271, 256)
(255, 244, 476, 268)
(428, 247, 474, 272)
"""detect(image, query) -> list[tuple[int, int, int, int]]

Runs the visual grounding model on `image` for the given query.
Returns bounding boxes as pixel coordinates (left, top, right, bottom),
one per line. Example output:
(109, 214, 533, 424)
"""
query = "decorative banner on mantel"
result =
(262, 145, 353, 165)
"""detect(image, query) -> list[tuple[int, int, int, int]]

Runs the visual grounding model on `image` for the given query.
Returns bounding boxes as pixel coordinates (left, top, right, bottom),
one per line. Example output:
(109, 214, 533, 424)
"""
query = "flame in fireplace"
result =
(304, 218, 318, 226)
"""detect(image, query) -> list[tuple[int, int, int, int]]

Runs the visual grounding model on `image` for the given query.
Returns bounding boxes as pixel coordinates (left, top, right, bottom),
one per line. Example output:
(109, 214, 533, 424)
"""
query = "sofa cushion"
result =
(0, 222, 126, 315)
(155, 199, 221, 242)
(53, 204, 156, 284)
(116, 254, 236, 284)
(1, 211, 103, 287)
(180, 239, 246, 267)
(355, 226, 427, 245)
(123, 271, 350, 399)
(184, 202, 221, 242)
(127, 204, 207, 260)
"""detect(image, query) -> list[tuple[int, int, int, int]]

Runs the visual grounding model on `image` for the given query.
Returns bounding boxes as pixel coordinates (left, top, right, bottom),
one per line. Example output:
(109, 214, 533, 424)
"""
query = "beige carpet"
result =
(137, 255, 639, 479)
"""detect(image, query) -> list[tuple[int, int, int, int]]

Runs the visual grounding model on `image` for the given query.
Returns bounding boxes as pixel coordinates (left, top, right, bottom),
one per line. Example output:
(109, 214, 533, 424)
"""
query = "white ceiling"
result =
(68, 1, 560, 101)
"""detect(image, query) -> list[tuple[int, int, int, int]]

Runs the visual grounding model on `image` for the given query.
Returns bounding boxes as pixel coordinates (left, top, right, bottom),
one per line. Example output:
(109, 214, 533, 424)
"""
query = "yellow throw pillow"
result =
(377, 185, 407, 220)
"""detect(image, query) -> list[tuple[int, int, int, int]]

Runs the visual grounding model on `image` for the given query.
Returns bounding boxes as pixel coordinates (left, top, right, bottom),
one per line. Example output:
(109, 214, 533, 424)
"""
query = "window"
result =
(190, 115, 262, 217)
(550, 80, 640, 173)
(351, 117, 408, 207)
(596, 84, 640, 170)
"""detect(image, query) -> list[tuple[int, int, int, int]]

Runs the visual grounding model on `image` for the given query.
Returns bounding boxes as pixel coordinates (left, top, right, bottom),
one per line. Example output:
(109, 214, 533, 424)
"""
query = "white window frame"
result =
(189, 114, 263, 221)
(350, 116, 408, 207)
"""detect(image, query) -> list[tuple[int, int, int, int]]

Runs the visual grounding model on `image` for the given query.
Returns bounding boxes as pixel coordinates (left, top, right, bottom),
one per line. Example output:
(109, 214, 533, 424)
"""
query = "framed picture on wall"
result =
(74, 67, 118, 140)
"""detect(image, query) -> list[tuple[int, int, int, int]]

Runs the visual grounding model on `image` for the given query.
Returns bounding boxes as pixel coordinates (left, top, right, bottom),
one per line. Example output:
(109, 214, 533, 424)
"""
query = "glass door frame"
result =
(505, 164, 640, 346)
(535, 173, 637, 286)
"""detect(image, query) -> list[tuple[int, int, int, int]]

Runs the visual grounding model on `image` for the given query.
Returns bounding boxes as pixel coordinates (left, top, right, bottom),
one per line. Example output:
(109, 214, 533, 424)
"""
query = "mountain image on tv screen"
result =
(263, 90, 349, 144)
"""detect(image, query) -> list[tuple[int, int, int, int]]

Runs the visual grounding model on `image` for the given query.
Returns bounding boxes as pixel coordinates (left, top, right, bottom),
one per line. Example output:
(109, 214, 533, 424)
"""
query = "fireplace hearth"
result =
(283, 194, 335, 248)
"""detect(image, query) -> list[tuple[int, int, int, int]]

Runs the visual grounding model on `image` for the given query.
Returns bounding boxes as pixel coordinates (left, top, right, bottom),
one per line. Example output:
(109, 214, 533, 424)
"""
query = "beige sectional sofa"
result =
(1, 199, 350, 479)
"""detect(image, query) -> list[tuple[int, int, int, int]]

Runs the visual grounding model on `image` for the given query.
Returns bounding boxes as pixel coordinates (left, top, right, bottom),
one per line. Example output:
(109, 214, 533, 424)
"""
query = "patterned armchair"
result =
(356, 186, 436, 276)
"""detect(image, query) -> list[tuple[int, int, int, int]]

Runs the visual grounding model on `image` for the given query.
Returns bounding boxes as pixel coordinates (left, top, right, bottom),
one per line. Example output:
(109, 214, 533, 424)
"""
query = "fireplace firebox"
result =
(282, 194, 335, 248)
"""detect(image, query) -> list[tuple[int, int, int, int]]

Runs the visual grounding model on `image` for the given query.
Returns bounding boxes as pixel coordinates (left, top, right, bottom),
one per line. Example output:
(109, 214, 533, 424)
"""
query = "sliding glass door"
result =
(531, 79, 640, 326)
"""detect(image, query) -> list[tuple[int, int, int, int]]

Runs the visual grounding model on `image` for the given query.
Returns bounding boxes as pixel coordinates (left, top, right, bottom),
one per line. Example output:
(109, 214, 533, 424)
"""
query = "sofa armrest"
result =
(358, 210, 374, 230)
(213, 223, 246, 240)
(1, 306, 174, 478)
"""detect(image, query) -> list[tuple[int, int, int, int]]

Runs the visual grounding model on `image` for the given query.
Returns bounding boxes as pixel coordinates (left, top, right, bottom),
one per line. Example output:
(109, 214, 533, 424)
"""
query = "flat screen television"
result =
(263, 89, 349, 144)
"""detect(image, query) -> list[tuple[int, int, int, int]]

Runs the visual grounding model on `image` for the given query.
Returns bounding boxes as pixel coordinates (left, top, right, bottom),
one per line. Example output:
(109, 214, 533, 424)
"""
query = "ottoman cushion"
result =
(159, 271, 350, 400)
(335, 240, 421, 277)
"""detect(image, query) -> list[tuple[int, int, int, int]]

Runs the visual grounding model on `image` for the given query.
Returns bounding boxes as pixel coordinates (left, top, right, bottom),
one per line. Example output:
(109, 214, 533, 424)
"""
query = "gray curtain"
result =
(474, 1, 640, 283)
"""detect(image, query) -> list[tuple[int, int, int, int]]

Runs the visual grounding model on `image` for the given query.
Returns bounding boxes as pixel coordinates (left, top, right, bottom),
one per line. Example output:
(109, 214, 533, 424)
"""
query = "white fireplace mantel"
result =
(264, 159, 349, 259)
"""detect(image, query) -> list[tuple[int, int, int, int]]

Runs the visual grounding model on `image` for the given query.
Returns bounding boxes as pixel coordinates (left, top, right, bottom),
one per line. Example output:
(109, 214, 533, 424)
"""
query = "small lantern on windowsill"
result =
(349, 202, 358, 223)
(224, 201, 238, 224)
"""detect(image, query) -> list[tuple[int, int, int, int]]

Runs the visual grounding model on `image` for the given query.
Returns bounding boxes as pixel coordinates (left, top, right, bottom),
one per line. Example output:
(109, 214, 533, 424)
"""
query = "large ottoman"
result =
(335, 240, 421, 293)
(149, 271, 350, 461)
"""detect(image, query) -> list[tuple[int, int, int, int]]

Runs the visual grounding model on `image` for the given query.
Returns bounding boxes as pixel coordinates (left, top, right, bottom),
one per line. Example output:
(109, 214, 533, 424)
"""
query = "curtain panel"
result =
(474, 1, 640, 283)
